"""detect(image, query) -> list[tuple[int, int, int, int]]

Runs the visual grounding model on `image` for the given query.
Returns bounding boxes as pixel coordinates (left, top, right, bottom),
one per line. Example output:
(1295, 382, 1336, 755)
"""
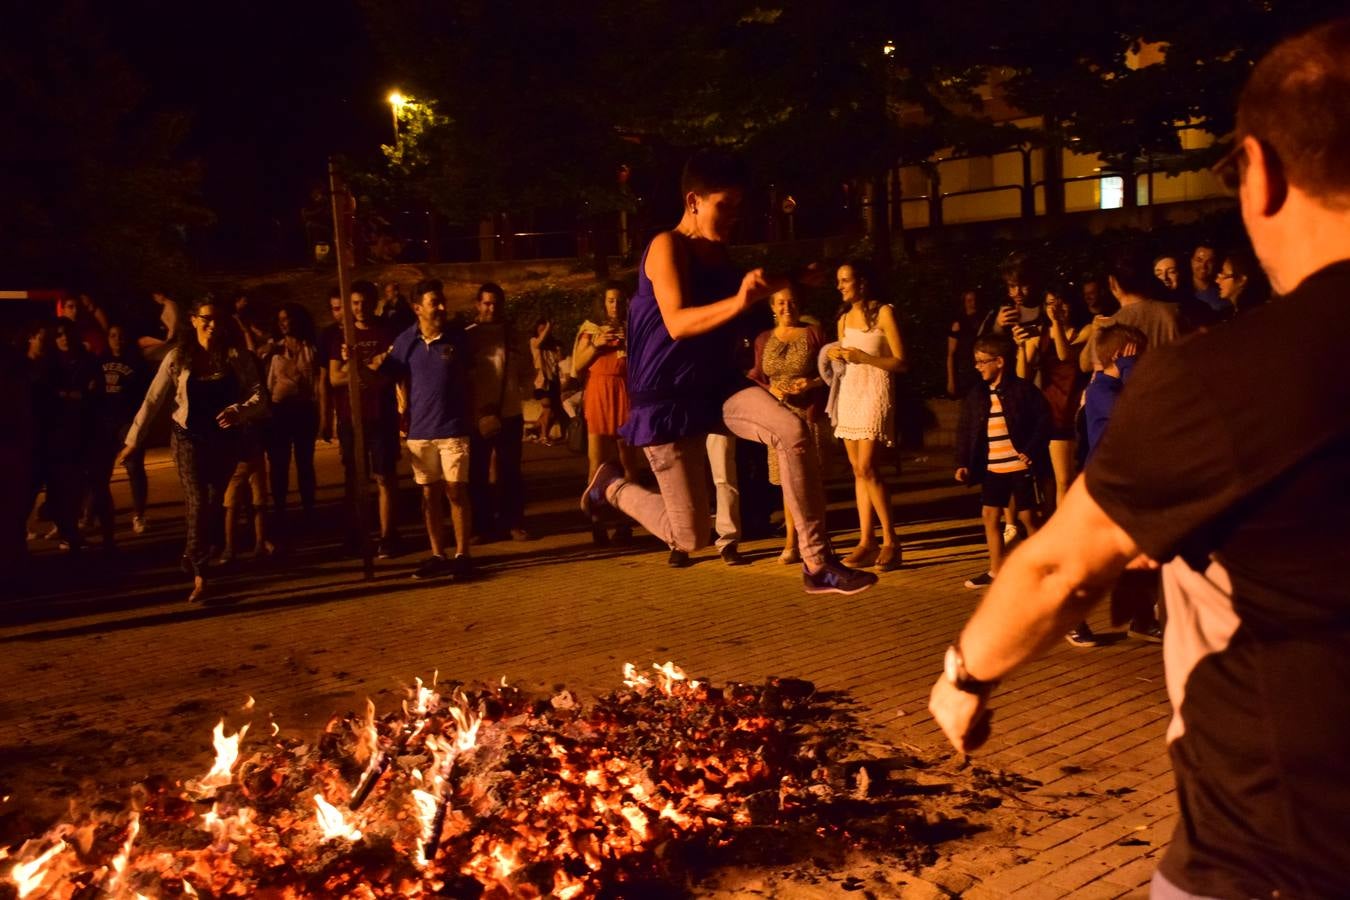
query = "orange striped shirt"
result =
(986, 388, 1027, 473)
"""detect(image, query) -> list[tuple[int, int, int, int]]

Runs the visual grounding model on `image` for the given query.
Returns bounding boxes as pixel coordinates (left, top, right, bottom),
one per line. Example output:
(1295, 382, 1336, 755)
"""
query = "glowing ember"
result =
(1, 665, 964, 898)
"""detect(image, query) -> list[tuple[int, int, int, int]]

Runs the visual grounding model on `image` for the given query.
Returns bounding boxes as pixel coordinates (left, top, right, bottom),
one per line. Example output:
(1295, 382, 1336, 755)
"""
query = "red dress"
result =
(1036, 330, 1085, 440)
(583, 342, 630, 437)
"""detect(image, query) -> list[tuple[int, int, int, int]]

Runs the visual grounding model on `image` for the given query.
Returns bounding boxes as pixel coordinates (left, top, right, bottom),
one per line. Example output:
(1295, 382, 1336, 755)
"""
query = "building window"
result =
(1100, 176, 1125, 210)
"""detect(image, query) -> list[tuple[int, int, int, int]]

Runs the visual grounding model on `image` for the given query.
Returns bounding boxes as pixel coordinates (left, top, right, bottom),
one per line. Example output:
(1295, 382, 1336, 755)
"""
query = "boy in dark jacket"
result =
(955, 335, 1051, 588)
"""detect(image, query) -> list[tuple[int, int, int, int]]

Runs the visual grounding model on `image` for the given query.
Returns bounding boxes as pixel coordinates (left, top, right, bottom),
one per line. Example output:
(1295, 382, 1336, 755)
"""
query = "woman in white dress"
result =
(827, 261, 907, 570)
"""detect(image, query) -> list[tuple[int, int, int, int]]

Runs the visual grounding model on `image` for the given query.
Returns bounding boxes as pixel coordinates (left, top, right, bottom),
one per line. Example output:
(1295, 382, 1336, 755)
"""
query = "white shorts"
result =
(405, 437, 470, 485)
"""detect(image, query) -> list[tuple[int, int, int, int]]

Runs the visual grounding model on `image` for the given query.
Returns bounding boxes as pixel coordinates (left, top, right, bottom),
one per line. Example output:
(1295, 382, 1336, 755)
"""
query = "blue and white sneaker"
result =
(802, 558, 878, 595)
(580, 461, 625, 519)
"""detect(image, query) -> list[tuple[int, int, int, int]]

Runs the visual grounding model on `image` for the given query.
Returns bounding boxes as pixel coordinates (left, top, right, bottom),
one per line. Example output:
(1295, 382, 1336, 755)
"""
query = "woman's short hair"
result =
(681, 149, 750, 197)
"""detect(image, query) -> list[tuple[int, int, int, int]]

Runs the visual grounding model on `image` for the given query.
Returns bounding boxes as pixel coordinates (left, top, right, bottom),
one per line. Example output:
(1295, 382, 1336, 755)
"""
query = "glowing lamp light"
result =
(388, 90, 407, 108)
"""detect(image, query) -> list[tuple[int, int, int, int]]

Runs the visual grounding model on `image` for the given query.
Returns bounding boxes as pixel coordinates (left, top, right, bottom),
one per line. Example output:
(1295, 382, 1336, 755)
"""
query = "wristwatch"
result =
(943, 643, 999, 696)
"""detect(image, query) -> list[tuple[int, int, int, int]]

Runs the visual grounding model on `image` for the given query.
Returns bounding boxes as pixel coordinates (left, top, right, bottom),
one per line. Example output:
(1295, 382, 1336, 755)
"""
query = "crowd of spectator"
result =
(11, 222, 1270, 609)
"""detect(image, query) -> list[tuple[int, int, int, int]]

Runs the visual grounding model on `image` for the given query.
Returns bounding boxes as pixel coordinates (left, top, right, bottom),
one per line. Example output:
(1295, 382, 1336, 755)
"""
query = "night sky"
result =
(101, 0, 391, 265)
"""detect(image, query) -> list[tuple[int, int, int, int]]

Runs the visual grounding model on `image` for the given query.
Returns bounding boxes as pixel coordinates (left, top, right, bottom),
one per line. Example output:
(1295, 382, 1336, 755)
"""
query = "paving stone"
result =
(3, 448, 1178, 893)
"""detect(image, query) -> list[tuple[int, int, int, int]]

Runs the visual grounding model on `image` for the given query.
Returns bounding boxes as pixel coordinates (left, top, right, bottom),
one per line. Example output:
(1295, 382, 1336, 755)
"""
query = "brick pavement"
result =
(1, 440, 1173, 898)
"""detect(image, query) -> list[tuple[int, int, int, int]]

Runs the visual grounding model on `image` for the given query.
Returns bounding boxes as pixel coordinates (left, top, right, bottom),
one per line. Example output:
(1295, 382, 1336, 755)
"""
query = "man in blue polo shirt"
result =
(382, 279, 475, 581)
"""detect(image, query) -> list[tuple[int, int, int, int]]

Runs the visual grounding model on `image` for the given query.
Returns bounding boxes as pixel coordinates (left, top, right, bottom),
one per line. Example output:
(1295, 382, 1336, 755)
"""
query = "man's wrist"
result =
(943, 643, 999, 696)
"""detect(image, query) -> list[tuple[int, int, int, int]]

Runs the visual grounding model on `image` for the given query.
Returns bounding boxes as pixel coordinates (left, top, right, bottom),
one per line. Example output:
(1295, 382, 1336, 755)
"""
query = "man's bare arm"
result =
(929, 478, 1141, 753)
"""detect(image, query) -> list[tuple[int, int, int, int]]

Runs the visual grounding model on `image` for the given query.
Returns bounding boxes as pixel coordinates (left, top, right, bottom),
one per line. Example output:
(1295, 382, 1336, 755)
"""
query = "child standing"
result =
(955, 334, 1051, 589)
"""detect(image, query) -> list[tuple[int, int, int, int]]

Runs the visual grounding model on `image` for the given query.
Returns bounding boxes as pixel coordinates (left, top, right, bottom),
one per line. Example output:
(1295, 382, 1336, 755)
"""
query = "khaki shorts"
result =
(405, 437, 470, 485)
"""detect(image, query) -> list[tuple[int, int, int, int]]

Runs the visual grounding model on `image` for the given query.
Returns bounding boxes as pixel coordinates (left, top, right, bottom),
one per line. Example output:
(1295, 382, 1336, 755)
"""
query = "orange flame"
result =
(7, 829, 71, 899)
(193, 720, 249, 793)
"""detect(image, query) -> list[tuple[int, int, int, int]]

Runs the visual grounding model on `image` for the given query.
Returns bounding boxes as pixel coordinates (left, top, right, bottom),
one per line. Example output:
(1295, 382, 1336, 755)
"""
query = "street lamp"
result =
(387, 90, 407, 144)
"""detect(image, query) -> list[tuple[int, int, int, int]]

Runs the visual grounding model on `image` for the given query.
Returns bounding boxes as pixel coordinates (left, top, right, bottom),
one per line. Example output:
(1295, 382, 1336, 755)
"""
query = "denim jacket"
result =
(123, 345, 268, 449)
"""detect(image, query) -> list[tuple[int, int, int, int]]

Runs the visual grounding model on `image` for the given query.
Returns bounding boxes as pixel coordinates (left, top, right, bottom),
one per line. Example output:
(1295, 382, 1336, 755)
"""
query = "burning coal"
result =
(2, 663, 970, 899)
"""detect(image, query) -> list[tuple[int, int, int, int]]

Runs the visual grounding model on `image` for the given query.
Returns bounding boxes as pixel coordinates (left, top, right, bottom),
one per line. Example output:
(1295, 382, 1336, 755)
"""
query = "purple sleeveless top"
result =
(619, 235, 745, 447)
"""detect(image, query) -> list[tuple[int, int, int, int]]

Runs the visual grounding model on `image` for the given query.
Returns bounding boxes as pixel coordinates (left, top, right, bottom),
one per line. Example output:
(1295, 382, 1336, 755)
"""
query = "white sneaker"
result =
(132, 515, 147, 535)
(1003, 524, 1018, 544)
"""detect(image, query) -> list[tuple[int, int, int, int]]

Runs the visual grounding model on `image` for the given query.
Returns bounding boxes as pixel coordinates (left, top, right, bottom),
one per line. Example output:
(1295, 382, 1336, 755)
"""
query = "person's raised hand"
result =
(739, 268, 772, 306)
(997, 306, 1019, 328)
(1119, 341, 1139, 359)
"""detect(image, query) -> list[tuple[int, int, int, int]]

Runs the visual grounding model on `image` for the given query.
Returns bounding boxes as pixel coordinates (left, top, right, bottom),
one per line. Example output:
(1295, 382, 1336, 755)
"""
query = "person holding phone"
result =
(572, 282, 637, 545)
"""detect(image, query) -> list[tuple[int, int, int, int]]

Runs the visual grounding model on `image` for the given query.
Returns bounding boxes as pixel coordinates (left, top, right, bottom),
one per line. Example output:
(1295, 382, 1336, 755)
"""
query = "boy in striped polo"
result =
(954, 334, 1051, 588)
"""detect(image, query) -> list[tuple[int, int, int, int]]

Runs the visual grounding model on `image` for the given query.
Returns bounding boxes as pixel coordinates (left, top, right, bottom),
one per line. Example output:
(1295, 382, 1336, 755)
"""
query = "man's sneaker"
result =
(449, 554, 474, 581)
(377, 534, 404, 560)
(411, 555, 449, 580)
(964, 571, 995, 589)
(580, 461, 624, 519)
(668, 549, 692, 568)
(803, 559, 878, 595)
(1002, 524, 1018, 544)
(509, 527, 531, 542)
(132, 515, 147, 535)
(1128, 623, 1164, 643)
(720, 542, 749, 566)
(1065, 624, 1099, 647)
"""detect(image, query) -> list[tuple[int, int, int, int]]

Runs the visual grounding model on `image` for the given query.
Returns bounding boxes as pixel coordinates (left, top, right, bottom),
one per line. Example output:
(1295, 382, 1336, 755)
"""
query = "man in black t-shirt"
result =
(928, 20, 1350, 898)
(328, 281, 401, 557)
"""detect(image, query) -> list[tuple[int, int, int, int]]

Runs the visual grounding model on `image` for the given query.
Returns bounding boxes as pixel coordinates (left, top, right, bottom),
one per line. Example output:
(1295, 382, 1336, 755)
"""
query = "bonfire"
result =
(2, 662, 972, 899)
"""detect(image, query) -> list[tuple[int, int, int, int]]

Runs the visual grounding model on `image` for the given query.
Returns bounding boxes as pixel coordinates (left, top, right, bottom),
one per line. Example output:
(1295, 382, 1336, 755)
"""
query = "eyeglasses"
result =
(1212, 139, 1245, 193)
(1215, 271, 1236, 281)
(193, 314, 221, 323)
(973, 357, 1000, 366)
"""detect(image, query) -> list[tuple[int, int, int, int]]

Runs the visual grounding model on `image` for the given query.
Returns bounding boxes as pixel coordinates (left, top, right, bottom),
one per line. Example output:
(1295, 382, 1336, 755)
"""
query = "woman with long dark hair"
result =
(119, 296, 267, 601)
(1014, 285, 1091, 507)
(572, 282, 638, 545)
(828, 260, 907, 571)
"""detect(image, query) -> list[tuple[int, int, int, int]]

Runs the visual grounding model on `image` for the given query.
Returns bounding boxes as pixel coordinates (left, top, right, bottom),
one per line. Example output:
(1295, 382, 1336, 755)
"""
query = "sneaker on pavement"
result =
(802, 559, 878, 595)
(1128, 623, 1164, 643)
(964, 571, 995, 589)
(720, 542, 749, 566)
(1065, 624, 1099, 647)
(580, 461, 624, 519)
(1002, 524, 1018, 544)
(668, 549, 692, 568)
(377, 535, 405, 560)
(411, 555, 449, 580)
(132, 515, 148, 535)
(449, 554, 474, 581)
(509, 527, 531, 542)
